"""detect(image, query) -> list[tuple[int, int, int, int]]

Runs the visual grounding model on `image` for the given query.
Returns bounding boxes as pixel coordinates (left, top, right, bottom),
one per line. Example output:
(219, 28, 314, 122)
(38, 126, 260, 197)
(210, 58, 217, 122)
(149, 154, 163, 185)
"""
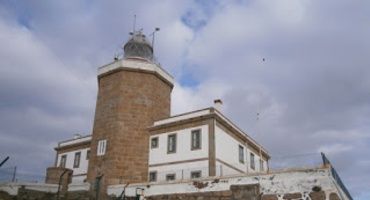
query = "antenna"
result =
(150, 27, 160, 47)
(255, 91, 262, 138)
(133, 14, 137, 33)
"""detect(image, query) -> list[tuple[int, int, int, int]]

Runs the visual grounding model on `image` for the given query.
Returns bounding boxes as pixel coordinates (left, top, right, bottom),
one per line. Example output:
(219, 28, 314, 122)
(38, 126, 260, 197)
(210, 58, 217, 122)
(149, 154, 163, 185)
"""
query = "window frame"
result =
(149, 171, 157, 182)
(165, 173, 176, 181)
(239, 145, 245, 164)
(60, 154, 67, 168)
(191, 129, 202, 150)
(73, 152, 81, 168)
(260, 159, 264, 171)
(151, 137, 159, 149)
(86, 150, 90, 160)
(250, 152, 255, 170)
(167, 134, 177, 154)
(190, 170, 202, 179)
(97, 139, 107, 156)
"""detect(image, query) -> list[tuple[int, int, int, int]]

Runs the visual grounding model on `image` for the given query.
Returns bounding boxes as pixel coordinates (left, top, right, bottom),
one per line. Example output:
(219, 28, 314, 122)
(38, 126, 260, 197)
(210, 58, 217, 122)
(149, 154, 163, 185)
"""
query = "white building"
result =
(53, 135, 91, 183)
(51, 106, 269, 184)
(148, 107, 269, 182)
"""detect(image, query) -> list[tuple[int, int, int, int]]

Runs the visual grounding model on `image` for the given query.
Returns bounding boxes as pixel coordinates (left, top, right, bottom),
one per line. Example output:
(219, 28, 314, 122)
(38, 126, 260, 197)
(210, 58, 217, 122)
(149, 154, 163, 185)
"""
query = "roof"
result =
(55, 135, 91, 150)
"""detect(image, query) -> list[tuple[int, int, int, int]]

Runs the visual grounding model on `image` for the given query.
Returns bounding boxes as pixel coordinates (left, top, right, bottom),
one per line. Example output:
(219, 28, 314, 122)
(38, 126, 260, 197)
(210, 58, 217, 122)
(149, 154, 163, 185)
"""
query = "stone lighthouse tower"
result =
(87, 31, 173, 193)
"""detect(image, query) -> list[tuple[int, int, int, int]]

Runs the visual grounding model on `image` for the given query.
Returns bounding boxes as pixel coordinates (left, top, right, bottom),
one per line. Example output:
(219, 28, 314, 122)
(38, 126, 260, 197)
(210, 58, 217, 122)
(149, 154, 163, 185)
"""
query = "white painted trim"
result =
(58, 135, 91, 147)
(153, 109, 211, 126)
(152, 108, 268, 156)
(213, 109, 269, 155)
(98, 59, 174, 85)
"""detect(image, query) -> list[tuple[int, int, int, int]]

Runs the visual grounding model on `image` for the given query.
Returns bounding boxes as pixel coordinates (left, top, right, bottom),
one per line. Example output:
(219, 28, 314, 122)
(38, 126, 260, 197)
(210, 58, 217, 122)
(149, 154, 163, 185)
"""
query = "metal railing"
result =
(321, 153, 353, 200)
(0, 166, 46, 183)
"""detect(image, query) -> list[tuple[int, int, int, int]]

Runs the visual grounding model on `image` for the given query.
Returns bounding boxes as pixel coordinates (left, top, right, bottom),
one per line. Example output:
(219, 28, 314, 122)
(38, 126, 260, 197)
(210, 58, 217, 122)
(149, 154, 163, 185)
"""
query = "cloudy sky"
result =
(0, 0, 369, 198)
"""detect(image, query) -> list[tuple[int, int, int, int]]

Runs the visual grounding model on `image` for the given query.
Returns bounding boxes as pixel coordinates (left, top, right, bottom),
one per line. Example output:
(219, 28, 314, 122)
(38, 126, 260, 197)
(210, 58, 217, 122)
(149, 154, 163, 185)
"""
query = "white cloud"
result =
(1, 0, 370, 198)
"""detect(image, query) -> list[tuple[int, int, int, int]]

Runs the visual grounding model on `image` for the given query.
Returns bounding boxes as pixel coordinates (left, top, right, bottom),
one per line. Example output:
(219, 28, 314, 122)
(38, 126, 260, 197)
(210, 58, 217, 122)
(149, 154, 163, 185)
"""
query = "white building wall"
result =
(215, 161, 239, 177)
(215, 122, 268, 175)
(148, 121, 268, 182)
(246, 148, 268, 173)
(149, 125, 209, 165)
(57, 148, 90, 183)
(149, 160, 209, 182)
(215, 124, 247, 174)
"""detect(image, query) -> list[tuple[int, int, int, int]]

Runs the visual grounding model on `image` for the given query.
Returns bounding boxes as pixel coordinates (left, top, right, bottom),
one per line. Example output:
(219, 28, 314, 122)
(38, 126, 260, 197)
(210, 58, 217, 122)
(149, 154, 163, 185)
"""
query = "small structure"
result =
(50, 135, 91, 183)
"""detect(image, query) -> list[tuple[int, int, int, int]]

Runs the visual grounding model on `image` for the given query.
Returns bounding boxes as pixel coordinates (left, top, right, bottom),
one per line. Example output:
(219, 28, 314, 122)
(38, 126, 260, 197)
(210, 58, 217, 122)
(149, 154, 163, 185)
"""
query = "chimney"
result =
(214, 99, 223, 112)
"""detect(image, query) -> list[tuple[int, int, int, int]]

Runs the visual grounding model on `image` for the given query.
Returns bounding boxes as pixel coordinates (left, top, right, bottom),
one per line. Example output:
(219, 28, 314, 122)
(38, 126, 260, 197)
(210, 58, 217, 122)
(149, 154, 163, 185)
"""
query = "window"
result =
(166, 173, 176, 181)
(167, 134, 177, 153)
(191, 171, 202, 179)
(97, 139, 107, 156)
(86, 150, 90, 160)
(60, 155, 67, 168)
(191, 129, 201, 150)
(250, 153, 255, 170)
(73, 152, 81, 168)
(149, 171, 157, 182)
(260, 159, 264, 171)
(239, 145, 244, 163)
(151, 137, 159, 149)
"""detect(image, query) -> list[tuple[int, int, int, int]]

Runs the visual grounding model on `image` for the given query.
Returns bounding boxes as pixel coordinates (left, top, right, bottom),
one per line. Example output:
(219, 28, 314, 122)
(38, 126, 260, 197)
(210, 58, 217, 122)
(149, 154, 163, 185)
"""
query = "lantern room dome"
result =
(123, 31, 153, 61)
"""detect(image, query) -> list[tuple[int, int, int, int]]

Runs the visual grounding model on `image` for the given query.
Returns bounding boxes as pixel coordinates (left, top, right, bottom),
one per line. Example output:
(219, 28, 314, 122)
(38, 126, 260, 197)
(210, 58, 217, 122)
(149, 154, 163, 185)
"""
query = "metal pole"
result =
(133, 14, 136, 32)
(320, 152, 327, 166)
(12, 166, 16, 182)
(95, 175, 104, 200)
(151, 28, 160, 48)
(0, 156, 9, 168)
(56, 169, 69, 200)
(220, 165, 223, 177)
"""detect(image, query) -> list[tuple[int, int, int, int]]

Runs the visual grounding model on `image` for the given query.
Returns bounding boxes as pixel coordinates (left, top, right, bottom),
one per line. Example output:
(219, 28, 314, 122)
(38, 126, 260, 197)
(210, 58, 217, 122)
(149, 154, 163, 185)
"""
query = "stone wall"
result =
(0, 184, 343, 200)
(261, 191, 341, 200)
(143, 184, 259, 200)
(45, 167, 73, 184)
(108, 168, 349, 200)
(119, 185, 342, 200)
(45, 167, 73, 198)
(87, 68, 172, 199)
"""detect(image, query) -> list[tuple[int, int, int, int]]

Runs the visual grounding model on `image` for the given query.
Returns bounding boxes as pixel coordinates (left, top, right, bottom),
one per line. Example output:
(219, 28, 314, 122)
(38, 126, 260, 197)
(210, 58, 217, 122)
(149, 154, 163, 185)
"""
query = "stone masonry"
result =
(87, 67, 172, 198)
(45, 167, 73, 196)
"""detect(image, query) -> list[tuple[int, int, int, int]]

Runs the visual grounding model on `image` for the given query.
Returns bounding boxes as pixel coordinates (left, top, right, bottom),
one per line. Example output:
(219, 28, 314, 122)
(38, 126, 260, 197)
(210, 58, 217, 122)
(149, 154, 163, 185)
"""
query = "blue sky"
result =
(0, 1, 369, 199)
